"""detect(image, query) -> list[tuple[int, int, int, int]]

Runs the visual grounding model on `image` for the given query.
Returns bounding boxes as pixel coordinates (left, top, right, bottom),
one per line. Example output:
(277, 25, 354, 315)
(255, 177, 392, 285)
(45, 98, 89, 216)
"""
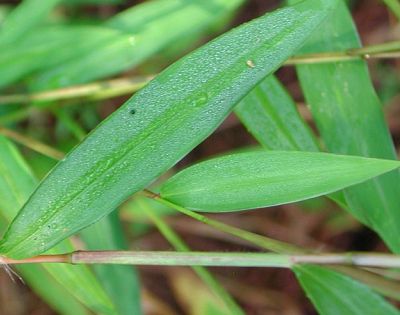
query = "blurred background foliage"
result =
(0, 0, 399, 314)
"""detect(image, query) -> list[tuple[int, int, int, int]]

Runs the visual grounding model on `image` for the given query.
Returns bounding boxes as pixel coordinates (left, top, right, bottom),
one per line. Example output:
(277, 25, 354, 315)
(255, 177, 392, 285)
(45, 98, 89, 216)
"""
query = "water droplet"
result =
(246, 60, 255, 68)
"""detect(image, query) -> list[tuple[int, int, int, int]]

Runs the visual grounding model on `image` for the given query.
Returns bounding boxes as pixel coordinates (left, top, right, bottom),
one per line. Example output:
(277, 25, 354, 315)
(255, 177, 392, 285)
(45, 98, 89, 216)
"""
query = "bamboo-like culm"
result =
(1, 251, 400, 268)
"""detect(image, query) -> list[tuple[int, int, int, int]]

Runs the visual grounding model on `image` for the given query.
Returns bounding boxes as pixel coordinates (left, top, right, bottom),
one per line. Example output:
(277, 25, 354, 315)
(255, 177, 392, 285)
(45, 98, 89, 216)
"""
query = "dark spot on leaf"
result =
(130, 109, 136, 115)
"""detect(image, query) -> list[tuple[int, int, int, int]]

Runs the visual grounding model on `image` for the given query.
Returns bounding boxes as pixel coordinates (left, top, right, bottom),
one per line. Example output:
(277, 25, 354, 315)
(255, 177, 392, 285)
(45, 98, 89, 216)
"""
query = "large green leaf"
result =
(160, 151, 399, 211)
(80, 212, 142, 315)
(0, 135, 116, 315)
(293, 1, 400, 252)
(294, 265, 400, 315)
(0, 0, 337, 259)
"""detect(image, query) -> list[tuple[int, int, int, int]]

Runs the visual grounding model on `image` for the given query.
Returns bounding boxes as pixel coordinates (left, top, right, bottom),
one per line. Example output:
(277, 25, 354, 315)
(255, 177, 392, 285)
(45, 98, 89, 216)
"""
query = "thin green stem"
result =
(0, 75, 152, 105)
(142, 190, 400, 300)
(142, 189, 302, 254)
(140, 199, 244, 315)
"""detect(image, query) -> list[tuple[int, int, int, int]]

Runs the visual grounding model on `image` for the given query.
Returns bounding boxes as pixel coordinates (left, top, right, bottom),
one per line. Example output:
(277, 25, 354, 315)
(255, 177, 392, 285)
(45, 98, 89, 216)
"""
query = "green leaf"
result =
(80, 212, 142, 315)
(32, 0, 244, 89)
(0, 135, 116, 315)
(293, 1, 400, 252)
(0, 0, 62, 46)
(0, 26, 127, 89)
(160, 151, 400, 212)
(234, 74, 347, 208)
(381, 0, 400, 20)
(15, 265, 89, 315)
(235, 75, 319, 152)
(294, 265, 400, 315)
(0, 0, 337, 259)
(230, 75, 397, 313)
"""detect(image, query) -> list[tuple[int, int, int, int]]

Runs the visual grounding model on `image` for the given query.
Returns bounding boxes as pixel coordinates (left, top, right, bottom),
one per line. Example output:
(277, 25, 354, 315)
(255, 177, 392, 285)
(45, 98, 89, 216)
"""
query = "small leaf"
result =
(294, 265, 400, 315)
(160, 151, 399, 212)
(0, 0, 337, 259)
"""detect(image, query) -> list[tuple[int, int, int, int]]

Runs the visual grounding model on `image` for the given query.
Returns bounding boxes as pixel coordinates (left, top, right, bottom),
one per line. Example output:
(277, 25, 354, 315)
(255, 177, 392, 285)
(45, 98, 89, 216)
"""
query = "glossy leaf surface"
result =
(160, 151, 399, 211)
(0, 0, 337, 258)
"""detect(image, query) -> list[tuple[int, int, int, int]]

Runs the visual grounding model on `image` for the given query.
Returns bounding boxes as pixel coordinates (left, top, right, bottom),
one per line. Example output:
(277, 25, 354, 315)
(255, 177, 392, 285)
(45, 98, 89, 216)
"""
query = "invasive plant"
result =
(0, 0, 400, 314)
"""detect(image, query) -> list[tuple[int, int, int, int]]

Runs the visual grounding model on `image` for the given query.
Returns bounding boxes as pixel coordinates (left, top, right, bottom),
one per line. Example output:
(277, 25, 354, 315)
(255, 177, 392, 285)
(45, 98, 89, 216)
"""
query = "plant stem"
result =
(2, 251, 400, 268)
(142, 189, 302, 254)
(141, 200, 244, 315)
(142, 190, 400, 300)
(0, 75, 152, 105)
(0, 126, 65, 160)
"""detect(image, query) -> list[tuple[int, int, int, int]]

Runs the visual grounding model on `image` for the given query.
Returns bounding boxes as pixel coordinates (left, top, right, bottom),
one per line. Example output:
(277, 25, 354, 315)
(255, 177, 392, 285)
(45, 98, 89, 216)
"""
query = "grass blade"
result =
(0, 0, 338, 259)
(0, 26, 127, 89)
(33, 0, 244, 89)
(381, 0, 400, 20)
(235, 75, 319, 152)
(294, 265, 400, 315)
(14, 265, 89, 315)
(80, 212, 142, 315)
(293, 1, 400, 252)
(0, 0, 62, 46)
(160, 151, 400, 212)
(0, 135, 116, 315)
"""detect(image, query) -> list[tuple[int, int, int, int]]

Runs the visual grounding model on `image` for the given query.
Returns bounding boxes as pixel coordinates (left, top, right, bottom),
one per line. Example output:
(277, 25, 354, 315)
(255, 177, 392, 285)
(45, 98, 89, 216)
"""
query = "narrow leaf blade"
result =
(0, 0, 62, 45)
(160, 151, 399, 212)
(235, 75, 319, 152)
